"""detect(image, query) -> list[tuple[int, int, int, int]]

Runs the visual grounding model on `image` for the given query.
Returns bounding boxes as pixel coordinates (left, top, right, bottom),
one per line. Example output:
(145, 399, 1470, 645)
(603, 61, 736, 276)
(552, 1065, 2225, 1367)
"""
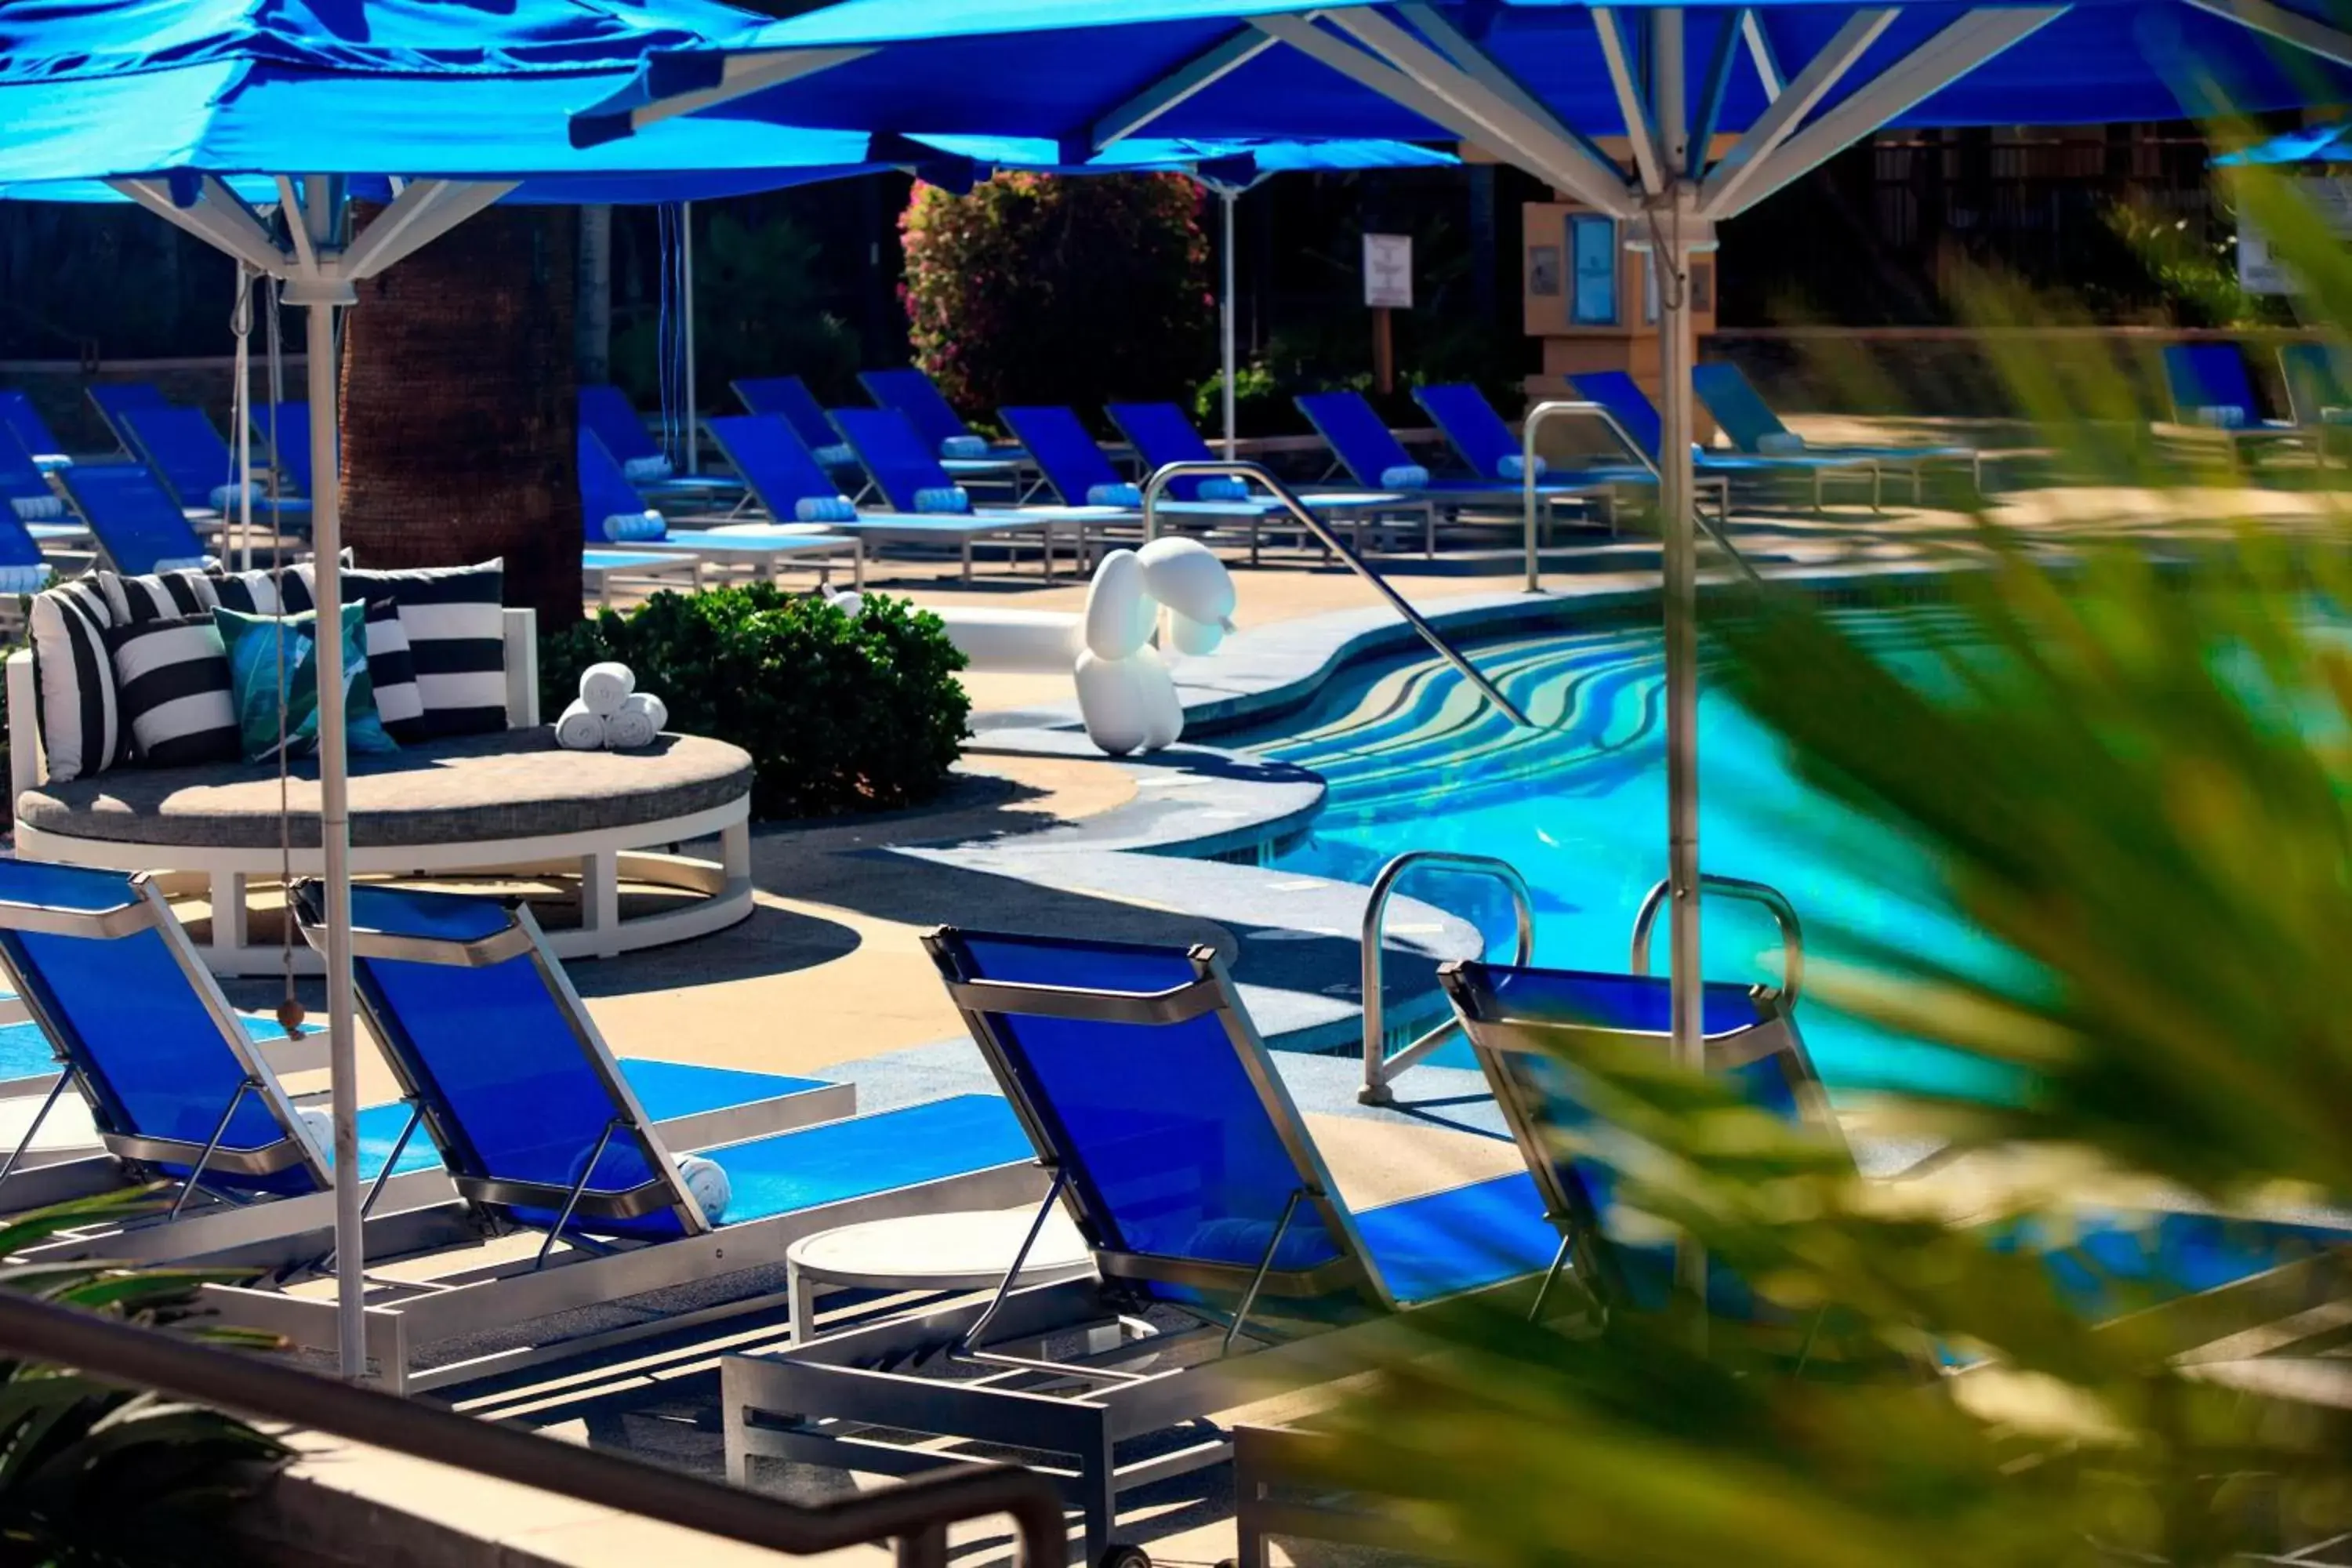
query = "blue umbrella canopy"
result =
(580, 0, 2352, 158)
(0, 0, 837, 185)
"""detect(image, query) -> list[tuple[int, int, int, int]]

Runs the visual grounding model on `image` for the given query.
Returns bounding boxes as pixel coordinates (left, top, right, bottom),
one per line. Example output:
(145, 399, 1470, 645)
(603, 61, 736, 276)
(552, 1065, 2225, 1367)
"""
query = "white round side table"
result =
(784, 1204, 1094, 1340)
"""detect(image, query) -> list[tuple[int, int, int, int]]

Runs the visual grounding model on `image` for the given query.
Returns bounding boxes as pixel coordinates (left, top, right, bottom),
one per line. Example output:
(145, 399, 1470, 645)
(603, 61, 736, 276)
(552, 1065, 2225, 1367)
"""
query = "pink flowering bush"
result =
(900, 172, 1213, 427)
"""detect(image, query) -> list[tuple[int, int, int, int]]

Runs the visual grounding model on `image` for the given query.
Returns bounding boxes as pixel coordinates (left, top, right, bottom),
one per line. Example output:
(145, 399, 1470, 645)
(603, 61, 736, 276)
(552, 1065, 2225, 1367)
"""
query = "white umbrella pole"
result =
(1221, 187, 1238, 459)
(288, 186, 363, 1380)
(682, 201, 699, 475)
(1653, 12, 1707, 1326)
(233, 265, 253, 572)
(1659, 224, 1701, 1076)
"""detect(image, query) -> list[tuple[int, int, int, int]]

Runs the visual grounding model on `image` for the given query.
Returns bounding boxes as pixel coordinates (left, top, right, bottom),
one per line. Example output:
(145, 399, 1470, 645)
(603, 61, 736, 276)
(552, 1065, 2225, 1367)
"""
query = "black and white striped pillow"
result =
(27, 583, 125, 782)
(100, 566, 220, 626)
(363, 597, 425, 745)
(303, 560, 506, 738)
(106, 614, 237, 768)
(211, 564, 304, 616)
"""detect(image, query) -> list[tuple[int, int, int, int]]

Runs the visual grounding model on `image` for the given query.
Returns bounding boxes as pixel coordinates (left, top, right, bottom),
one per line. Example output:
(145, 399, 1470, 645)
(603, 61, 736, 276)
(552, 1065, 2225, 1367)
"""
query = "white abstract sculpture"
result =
(912, 543, 1237, 757)
(1073, 541, 1236, 756)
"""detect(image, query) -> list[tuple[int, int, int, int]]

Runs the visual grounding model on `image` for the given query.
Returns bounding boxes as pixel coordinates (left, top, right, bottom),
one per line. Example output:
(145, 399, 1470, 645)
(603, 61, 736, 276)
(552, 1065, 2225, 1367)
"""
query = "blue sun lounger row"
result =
(1297, 388, 1625, 535)
(577, 384, 744, 510)
(735, 372, 1033, 500)
(55, 463, 214, 576)
(0, 860, 854, 1246)
(0, 862, 1042, 1392)
(1571, 370, 1809, 509)
(579, 428, 862, 590)
(1007, 402, 1430, 562)
(1691, 363, 1980, 501)
(722, 927, 1560, 1563)
(704, 414, 1094, 583)
(116, 403, 311, 528)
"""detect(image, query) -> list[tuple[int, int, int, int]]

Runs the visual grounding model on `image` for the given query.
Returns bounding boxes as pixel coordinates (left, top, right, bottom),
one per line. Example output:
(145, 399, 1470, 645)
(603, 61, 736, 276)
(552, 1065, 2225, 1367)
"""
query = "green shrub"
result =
(900, 172, 1213, 422)
(540, 584, 971, 819)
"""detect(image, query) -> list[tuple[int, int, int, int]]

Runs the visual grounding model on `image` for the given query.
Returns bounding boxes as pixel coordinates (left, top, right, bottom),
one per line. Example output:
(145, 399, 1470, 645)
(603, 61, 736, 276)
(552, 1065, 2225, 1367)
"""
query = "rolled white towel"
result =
(606, 691, 666, 749)
(604, 696, 660, 750)
(673, 1153, 731, 1224)
(579, 661, 635, 716)
(555, 699, 607, 751)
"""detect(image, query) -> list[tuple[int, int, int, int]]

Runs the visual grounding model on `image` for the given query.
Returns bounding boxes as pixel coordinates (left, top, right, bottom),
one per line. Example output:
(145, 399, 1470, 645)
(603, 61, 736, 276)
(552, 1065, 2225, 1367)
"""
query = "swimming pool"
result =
(1220, 606, 2020, 1101)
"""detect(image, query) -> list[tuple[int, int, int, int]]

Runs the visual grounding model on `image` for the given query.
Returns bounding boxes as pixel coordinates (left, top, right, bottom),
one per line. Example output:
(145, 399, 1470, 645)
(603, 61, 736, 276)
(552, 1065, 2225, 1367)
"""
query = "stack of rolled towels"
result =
(556, 662, 670, 752)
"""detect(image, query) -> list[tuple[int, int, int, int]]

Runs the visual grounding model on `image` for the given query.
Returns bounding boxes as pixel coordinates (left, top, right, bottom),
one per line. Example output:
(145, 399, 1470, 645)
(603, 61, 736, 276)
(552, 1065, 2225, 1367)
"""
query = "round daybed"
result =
(12, 728, 755, 975)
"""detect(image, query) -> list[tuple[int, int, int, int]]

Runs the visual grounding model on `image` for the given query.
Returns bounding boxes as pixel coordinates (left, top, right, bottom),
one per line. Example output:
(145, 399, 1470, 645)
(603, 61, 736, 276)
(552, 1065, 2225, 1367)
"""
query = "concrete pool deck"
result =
(214, 422, 2352, 1565)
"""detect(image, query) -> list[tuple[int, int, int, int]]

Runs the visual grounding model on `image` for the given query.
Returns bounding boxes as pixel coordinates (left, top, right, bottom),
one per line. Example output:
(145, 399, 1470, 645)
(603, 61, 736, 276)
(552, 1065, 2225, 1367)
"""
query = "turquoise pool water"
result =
(1222, 608, 2020, 1099)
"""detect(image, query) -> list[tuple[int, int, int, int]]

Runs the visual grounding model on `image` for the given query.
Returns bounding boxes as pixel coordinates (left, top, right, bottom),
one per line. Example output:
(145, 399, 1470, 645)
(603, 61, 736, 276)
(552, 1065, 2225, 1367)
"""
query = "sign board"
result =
(1363, 233, 1413, 309)
(2240, 176, 2352, 296)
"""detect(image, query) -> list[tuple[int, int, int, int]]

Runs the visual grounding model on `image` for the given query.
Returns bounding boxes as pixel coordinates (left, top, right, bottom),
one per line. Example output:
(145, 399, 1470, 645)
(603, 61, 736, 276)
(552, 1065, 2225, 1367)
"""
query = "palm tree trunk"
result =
(340, 205, 582, 630)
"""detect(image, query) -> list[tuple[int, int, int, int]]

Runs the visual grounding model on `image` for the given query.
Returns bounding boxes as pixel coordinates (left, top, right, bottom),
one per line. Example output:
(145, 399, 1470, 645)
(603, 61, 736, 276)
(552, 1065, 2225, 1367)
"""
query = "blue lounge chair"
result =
(732, 376, 859, 470)
(1693, 361, 1978, 501)
(85, 382, 168, 454)
(258, 400, 321, 495)
(860, 366, 1027, 468)
(829, 407, 1112, 580)
(0, 862, 851, 1264)
(577, 429, 860, 591)
(581, 547, 703, 605)
(56, 463, 211, 575)
(0, 391, 72, 472)
(1440, 958, 2350, 1332)
(2158, 345, 2304, 456)
(118, 404, 312, 528)
(0, 503, 58, 597)
(1410, 383, 1655, 495)
(1298, 389, 1621, 535)
(1571, 371, 1812, 517)
(1014, 403, 1428, 564)
(0, 430, 87, 564)
(724, 927, 1560, 1563)
(201, 882, 1041, 1392)
(2276, 342, 2352, 462)
(576, 385, 742, 506)
(704, 413, 1083, 583)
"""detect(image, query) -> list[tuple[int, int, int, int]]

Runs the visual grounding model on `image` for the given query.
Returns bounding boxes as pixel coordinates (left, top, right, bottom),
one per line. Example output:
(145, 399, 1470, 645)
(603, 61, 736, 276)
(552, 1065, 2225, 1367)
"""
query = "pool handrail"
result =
(1628, 873, 1806, 1008)
(1359, 850, 1536, 1105)
(1522, 399, 1760, 592)
(1139, 460, 1534, 729)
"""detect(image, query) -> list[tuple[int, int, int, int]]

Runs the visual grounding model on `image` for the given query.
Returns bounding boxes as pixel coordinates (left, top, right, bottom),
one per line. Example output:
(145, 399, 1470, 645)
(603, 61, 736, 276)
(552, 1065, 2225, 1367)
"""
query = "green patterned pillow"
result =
(212, 601, 399, 765)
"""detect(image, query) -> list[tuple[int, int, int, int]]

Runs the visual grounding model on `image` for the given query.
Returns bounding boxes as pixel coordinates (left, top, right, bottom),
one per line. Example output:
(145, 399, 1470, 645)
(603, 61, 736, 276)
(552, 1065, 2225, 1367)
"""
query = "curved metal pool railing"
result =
(1628, 872, 1806, 1007)
(1522, 399, 1762, 592)
(1360, 850, 1536, 1105)
(1141, 460, 1534, 729)
(0, 1292, 1062, 1568)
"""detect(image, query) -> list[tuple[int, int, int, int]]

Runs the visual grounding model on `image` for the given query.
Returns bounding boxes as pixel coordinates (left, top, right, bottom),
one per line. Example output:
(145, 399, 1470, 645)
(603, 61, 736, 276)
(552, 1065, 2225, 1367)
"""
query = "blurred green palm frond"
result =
(1307, 162, 2352, 1566)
